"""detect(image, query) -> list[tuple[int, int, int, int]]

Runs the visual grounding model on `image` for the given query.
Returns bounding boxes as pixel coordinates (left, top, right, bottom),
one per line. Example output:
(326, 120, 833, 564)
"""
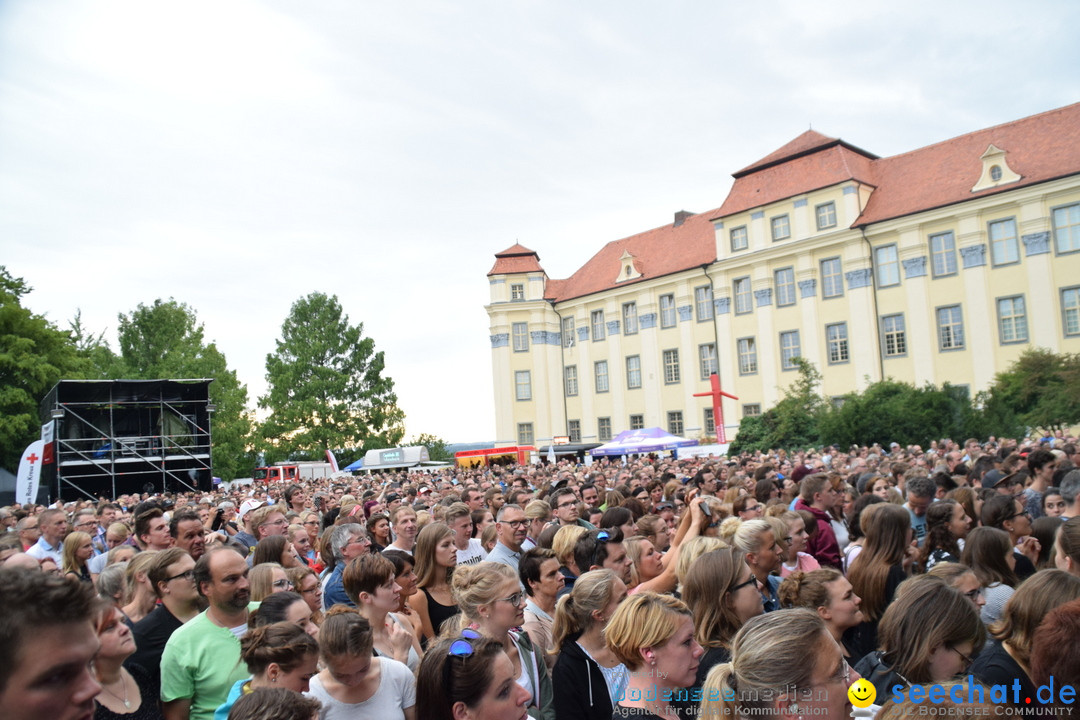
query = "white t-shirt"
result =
(306, 658, 415, 720)
(456, 538, 487, 566)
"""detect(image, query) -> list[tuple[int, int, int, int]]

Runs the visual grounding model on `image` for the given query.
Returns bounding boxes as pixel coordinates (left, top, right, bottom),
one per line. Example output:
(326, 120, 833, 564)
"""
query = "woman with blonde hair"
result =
(285, 565, 323, 627)
(406, 522, 458, 644)
(777, 510, 819, 577)
(853, 575, 986, 698)
(605, 592, 703, 720)
(969, 569, 1080, 709)
(550, 569, 628, 720)
(62, 530, 94, 583)
(674, 536, 726, 595)
(699, 608, 858, 720)
(121, 550, 159, 625)
(730, 518, 784, 612)
(552, 524, 587, 596)
(451, 561, 554, 720)
(778, 568, 863, 662)
(248, 562, 290, 602)
(925, 562, 987, 612)
(683, 548, 763, 685)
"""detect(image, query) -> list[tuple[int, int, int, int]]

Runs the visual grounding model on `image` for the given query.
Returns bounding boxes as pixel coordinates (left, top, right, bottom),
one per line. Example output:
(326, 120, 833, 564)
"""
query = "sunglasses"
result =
(448, 628, 483, 658)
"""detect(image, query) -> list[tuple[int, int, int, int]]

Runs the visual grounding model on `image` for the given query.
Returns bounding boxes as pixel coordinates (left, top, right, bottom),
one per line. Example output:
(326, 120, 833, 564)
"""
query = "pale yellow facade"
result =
(487, 107, 1080, 447)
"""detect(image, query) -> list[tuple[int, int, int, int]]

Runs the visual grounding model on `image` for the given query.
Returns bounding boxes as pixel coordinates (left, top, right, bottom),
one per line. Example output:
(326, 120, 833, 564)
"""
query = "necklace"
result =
(101, 672, 131, 709)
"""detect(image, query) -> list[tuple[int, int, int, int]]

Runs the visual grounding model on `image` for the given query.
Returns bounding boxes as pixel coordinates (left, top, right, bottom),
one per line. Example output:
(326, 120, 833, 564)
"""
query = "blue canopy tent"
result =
(590, 427, 699, 457)
(343, 458, 364, 471)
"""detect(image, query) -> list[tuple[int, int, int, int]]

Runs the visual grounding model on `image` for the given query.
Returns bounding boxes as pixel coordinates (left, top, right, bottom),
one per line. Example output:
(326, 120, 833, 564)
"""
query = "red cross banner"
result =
(16, 440, 45, 507)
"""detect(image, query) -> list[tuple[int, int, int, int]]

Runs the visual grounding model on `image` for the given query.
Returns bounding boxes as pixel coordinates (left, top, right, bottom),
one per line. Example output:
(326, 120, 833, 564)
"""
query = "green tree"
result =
(980, 348, 1080, 434)
(411, 433, 451, 462)
(729, 359, 824, 454)
(259, 293, 404, 462)
(0, 267, 83, 471)
(68, 309, 122, 378)
(115, 299, 254, 480)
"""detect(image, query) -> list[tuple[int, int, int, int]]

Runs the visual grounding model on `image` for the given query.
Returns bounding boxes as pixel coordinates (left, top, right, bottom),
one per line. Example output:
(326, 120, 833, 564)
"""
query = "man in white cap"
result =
(232, 499, 264, 555)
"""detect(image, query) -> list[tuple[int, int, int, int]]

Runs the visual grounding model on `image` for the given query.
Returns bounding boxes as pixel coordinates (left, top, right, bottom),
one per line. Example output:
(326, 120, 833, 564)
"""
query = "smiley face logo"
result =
(848, 678, 876, 708)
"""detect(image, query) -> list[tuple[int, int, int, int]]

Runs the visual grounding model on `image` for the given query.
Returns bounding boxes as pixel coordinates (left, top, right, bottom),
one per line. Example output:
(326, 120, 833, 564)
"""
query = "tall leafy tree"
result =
(411, 433, 451, 462)
(980, 348, 1080, 435)
(116, 299, 253, 480)
(259, 293, 404, 461)
(0, 267, 83, 471)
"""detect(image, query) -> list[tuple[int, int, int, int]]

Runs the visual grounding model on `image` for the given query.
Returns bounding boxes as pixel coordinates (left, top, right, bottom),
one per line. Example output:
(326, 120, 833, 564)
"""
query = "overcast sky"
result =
(3, 1, 1079, 445)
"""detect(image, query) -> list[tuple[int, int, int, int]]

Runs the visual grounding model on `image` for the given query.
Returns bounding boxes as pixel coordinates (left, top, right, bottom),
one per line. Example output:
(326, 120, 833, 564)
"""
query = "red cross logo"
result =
(25, 453, 39, 465)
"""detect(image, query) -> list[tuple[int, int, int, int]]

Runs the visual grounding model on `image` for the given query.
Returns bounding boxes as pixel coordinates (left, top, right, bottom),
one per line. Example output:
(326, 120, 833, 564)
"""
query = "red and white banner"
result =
(16, 440, 45, 506)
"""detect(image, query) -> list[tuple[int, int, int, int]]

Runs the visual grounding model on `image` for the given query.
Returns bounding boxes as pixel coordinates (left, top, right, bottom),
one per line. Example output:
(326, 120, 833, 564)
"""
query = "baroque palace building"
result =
(486, 102, 1080, 448)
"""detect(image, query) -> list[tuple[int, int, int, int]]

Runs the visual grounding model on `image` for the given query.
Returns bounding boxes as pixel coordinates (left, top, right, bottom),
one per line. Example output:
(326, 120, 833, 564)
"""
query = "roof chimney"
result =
(673, 210, 695, 227)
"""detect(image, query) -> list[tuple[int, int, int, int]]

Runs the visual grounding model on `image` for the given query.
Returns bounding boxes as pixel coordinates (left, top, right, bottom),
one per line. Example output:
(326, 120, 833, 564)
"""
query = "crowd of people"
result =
(2, 433, 1080, 720)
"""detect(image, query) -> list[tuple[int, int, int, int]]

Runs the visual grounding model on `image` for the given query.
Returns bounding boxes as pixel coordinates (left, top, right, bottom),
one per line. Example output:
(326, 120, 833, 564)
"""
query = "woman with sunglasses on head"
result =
(451, 561, 555, 720)
(683, 548, 763, 687)
(551, 569, 629, 720)
(605, 592, 703, 720)
(853, 575, 985, 699)
(308, 606, 417, 720)
(416, 632, 532, 720)
(213, 621, 319, 720)
(969, 569, 1080, 713)
(344, 553, 422, 671)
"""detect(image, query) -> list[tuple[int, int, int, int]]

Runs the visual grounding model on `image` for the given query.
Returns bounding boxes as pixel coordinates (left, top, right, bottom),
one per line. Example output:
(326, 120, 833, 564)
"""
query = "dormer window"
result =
(616, 250, 642, 283)
(972, 144, 1020, 193)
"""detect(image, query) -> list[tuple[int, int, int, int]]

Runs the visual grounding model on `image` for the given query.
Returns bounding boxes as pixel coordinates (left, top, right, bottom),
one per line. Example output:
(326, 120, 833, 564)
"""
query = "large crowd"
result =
(2, 434, 1080, 720)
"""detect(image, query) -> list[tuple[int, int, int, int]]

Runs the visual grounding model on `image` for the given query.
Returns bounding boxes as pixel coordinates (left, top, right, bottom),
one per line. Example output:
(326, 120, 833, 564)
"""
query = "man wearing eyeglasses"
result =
(129, 547, 204, 682)
(486, 504, 529, 574)
(322, 523, 372, 610)
(250, 505, 289, 542)
(549, 487, 595, 530)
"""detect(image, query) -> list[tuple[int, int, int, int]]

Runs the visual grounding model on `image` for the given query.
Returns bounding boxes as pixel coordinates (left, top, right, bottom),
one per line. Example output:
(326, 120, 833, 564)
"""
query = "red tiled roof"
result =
(488, 243, 544, 276)
(855, 101, 1080, 226)
(734, 130, 841, 176)
(716, 142, 878, 219)
(544, 211, 718, 303)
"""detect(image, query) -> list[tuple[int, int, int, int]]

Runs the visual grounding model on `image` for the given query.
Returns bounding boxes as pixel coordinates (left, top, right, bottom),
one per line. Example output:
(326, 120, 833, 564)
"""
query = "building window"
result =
(743, 404, 761, 417)
(591, 310, 606, 342)
(629, 414, 644, 430)
(826, 323, 849, 364)
(1053, 204, 1080, 254)
(882, 314, 907, 357)
(816, 202, 837, 230)
(598, 417, 612, 443)
(626, 355, 642, 389)
(512, 322, 529, 352)
(775, 267, 796, 307)
(517, 423, 533, 445)
(937, 305, 965, 350)
(568, 420, 581, 443)
(821, 258, 843, 298)
(699, 343, 717, 380)
(695, 286, 714, 322)
(1062, 288, 1080, 336)
(623, 302, 638, 335)
(771, 215, 791, 241)
(930, 231, 957, 277)
(703, 408, 715, 436)
(660, 294, 676, 328)
(997, 296, 1028, 344)
(667, 411, 684, 436)
(780, 330, 801, 370)
(515, 371, 531, 401)
(564, 366, 578, 397)
(663, 349, 680, 384)
(734, 277, 752, 314)
(989, 218, 1019, 266)
(730, 226, 748, 252)
(737, 337, 757, 375)
(511, 284, 525, 301)
(875, 245, 900, 287)
(594, 361, 609, 393)
(562, 317, 575, 348)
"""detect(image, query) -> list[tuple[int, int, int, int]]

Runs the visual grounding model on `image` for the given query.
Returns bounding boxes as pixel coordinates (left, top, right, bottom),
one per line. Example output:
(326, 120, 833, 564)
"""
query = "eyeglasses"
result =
(730, 575, 757, 593)
(448, 628, 483, 658)
(949, 646, 973, 671)
(348, 535, 372, 546)
(164, 569, 196, 583)
(272, 579, 293, 590)
(260, 518, 288, 528)
(556, 501, 577, 510)
(499, 592, 525, 607)
(502, 519, 528, 529)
